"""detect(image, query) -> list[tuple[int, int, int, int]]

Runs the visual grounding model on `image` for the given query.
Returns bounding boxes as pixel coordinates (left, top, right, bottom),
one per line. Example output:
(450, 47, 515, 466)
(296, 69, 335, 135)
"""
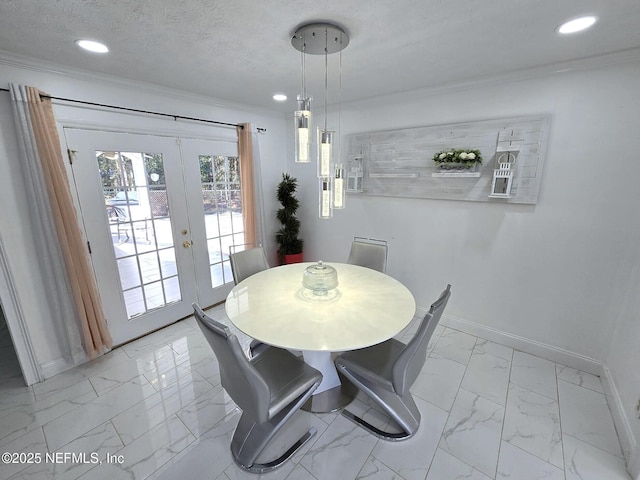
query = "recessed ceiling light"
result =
(75, 39, 109, 53)
(557, 16, 598, 34)
(272, 94, 287, 102)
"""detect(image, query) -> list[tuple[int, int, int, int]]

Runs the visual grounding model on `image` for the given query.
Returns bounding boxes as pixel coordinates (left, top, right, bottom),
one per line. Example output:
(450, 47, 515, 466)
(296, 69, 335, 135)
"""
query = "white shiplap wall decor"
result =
(345, 115, 550, 204)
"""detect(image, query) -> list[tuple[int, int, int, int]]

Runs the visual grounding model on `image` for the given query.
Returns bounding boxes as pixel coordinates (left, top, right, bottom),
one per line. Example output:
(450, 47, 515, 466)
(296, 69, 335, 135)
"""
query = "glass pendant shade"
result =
(319, 179, 333, 219)
(294, 96, 312, 163)
(317, 129, 334, 177)
(333, 164, 346, 209)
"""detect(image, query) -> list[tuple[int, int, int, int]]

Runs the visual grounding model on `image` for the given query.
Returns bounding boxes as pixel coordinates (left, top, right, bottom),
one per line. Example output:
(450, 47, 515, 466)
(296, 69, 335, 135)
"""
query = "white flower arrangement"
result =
(433, 149, 482, 169)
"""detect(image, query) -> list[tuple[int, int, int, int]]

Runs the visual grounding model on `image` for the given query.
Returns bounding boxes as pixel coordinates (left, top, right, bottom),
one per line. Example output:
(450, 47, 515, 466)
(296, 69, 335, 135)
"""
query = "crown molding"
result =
(0, 50, 287, 120)
(3, 46, 639, 118)
(346, 47, 640, 109)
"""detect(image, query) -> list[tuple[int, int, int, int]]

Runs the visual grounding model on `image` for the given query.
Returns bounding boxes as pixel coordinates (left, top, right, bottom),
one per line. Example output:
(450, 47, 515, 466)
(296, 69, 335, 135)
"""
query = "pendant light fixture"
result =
(291, 22, 349, 218)
(317, 26, 334, 179)
(333, 164, 346, 209)
(332, 41, 346, 210)
(294, 45, 311, 163)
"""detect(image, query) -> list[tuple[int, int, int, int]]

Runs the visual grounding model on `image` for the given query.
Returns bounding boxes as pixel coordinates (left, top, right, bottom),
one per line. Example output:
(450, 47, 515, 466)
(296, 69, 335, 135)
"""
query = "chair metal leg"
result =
(341, 410, 410, 440)
(231, 381, 320, 472)
(337, 367, 421, 441)
(232, 425, 317, 474)
(248, 341, 266, 358)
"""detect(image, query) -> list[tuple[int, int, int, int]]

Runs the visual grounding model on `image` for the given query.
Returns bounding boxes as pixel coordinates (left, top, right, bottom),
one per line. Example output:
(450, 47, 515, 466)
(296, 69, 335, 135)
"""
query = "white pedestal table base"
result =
(301, 351, 358, 413)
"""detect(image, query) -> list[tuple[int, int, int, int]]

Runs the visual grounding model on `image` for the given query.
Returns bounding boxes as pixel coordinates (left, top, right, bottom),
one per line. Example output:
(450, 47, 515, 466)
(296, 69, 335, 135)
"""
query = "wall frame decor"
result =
(344, 115, 550, 204)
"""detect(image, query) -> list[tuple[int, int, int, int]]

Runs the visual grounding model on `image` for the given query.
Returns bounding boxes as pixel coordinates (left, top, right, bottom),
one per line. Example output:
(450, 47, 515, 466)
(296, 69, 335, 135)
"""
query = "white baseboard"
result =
(40, 358, 71, 379)
(433, 311, 604, 374)
(39, 350, 87, 379)
(601, 364, 637, 466)
(426, 309, 637, 470)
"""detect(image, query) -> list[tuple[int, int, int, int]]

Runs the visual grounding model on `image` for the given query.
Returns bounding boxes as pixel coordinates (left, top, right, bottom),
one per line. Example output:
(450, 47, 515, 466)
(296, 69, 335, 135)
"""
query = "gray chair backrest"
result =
(347, 237, 388, 273)
(392, 284, 451, 395)
(192, 304, 271, 422)
(230, 246, 269, 284)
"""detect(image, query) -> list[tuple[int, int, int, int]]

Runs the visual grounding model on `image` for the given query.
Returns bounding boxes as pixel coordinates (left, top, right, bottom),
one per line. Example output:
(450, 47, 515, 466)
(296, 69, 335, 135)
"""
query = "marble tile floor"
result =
(0, 304, 631, 480)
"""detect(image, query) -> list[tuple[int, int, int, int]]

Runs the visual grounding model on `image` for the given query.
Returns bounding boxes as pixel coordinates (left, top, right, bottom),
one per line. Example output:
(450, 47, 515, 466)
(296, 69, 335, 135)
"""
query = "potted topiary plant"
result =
(275, 173, 304, 264)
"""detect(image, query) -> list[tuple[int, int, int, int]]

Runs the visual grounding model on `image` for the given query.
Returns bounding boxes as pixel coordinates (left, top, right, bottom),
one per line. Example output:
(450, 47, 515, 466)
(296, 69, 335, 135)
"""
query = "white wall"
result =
(605, 218, 640, 466)
(0, 54, 288, 378)
(1, 49, 638, 473)
(292, 57, 640, 462)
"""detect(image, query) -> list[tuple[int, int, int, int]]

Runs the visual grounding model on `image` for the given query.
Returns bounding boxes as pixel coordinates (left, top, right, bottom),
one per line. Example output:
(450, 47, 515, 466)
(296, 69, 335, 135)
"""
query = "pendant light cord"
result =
(324, 26, 328, 131)
(337, 34, 343, 163)
(301, 44, 307, 99)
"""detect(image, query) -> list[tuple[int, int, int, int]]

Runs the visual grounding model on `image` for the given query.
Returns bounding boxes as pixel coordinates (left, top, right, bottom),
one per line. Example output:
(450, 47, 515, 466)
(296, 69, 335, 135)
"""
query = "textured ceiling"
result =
(1, 0, 640, 112)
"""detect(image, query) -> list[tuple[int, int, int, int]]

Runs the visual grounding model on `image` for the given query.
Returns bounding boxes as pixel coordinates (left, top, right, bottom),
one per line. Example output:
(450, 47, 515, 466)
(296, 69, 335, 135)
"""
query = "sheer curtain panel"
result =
(238, 123, 259, 246)
(10, 84, 112, 359)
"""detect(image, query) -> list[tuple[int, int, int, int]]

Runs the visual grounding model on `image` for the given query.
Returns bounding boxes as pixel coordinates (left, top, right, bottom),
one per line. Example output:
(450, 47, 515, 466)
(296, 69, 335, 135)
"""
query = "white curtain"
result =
(10, 84, 81, 362)
(251, 129, 266, 248)
(10, 84, 112, 361)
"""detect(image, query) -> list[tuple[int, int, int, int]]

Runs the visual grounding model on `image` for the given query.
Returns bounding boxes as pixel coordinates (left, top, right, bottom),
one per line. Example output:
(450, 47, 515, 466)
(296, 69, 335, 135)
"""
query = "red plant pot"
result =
(283, 252, 304, 265)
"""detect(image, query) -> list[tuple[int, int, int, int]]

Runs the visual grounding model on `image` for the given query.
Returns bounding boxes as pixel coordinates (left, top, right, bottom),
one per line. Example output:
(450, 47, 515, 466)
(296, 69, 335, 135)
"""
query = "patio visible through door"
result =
(64, 129, 246, 345)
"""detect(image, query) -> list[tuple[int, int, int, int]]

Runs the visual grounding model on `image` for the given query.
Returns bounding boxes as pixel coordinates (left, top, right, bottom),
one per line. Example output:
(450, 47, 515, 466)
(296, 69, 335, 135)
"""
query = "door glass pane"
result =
(159, 248, 177, 277)
(138, 252, 161, 283)
(116, 257, 140, 290)
(164, 277, 181, 304)
(123, 288, 144, 318)
(210, 263, 224, 289)
(199, 155, 244, 288)
(144, 281, 165, 310)
(207, 239, 222, 265)
(222, 261, 232, 283)
(97, 150, 182, 318)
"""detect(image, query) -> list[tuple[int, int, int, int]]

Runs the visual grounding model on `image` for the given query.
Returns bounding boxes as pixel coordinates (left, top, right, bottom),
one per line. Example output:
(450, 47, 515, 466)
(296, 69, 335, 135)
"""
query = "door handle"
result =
(183, 241, 192, 248)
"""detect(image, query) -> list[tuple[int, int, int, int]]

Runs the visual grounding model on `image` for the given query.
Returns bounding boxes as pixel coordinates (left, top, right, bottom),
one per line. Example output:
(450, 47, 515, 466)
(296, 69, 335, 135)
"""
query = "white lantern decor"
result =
(489, 153, 516, 198)
(347, 156, 364, 193)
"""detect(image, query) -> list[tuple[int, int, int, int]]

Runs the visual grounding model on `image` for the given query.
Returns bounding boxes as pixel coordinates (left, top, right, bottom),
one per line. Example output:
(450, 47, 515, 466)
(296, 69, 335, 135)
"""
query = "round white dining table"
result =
(225, 262, 416, 412)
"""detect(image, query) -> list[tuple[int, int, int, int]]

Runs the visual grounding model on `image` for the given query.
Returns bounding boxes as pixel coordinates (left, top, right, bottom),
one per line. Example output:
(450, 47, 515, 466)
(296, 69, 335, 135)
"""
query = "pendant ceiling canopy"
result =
(291, 23, 349, 55)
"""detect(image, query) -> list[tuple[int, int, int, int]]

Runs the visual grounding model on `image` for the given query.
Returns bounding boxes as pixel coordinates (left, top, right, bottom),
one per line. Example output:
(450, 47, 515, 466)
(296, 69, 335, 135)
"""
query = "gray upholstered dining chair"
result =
(335, 284, 451, 440)
(347, 237, 388, 273)
(229, 245, 270, 284)
(229, 245, 270, 357)
(192, 303, 322, 473)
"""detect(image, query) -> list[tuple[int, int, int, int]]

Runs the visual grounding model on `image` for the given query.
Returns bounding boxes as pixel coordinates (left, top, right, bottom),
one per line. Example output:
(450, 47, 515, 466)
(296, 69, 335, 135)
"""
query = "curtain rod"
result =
(0, 87, 267, 132)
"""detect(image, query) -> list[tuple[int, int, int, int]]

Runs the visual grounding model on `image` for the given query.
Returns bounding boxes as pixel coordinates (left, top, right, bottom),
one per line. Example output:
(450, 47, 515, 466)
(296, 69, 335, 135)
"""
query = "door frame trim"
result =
(57, 119, 238, 144)
(0, 236, 43, 386)
(64, 127, 241, 345)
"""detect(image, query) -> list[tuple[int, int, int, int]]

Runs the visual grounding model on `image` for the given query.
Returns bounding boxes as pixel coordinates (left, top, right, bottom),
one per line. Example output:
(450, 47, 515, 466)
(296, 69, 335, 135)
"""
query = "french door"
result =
(64, 129, 245, 345)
